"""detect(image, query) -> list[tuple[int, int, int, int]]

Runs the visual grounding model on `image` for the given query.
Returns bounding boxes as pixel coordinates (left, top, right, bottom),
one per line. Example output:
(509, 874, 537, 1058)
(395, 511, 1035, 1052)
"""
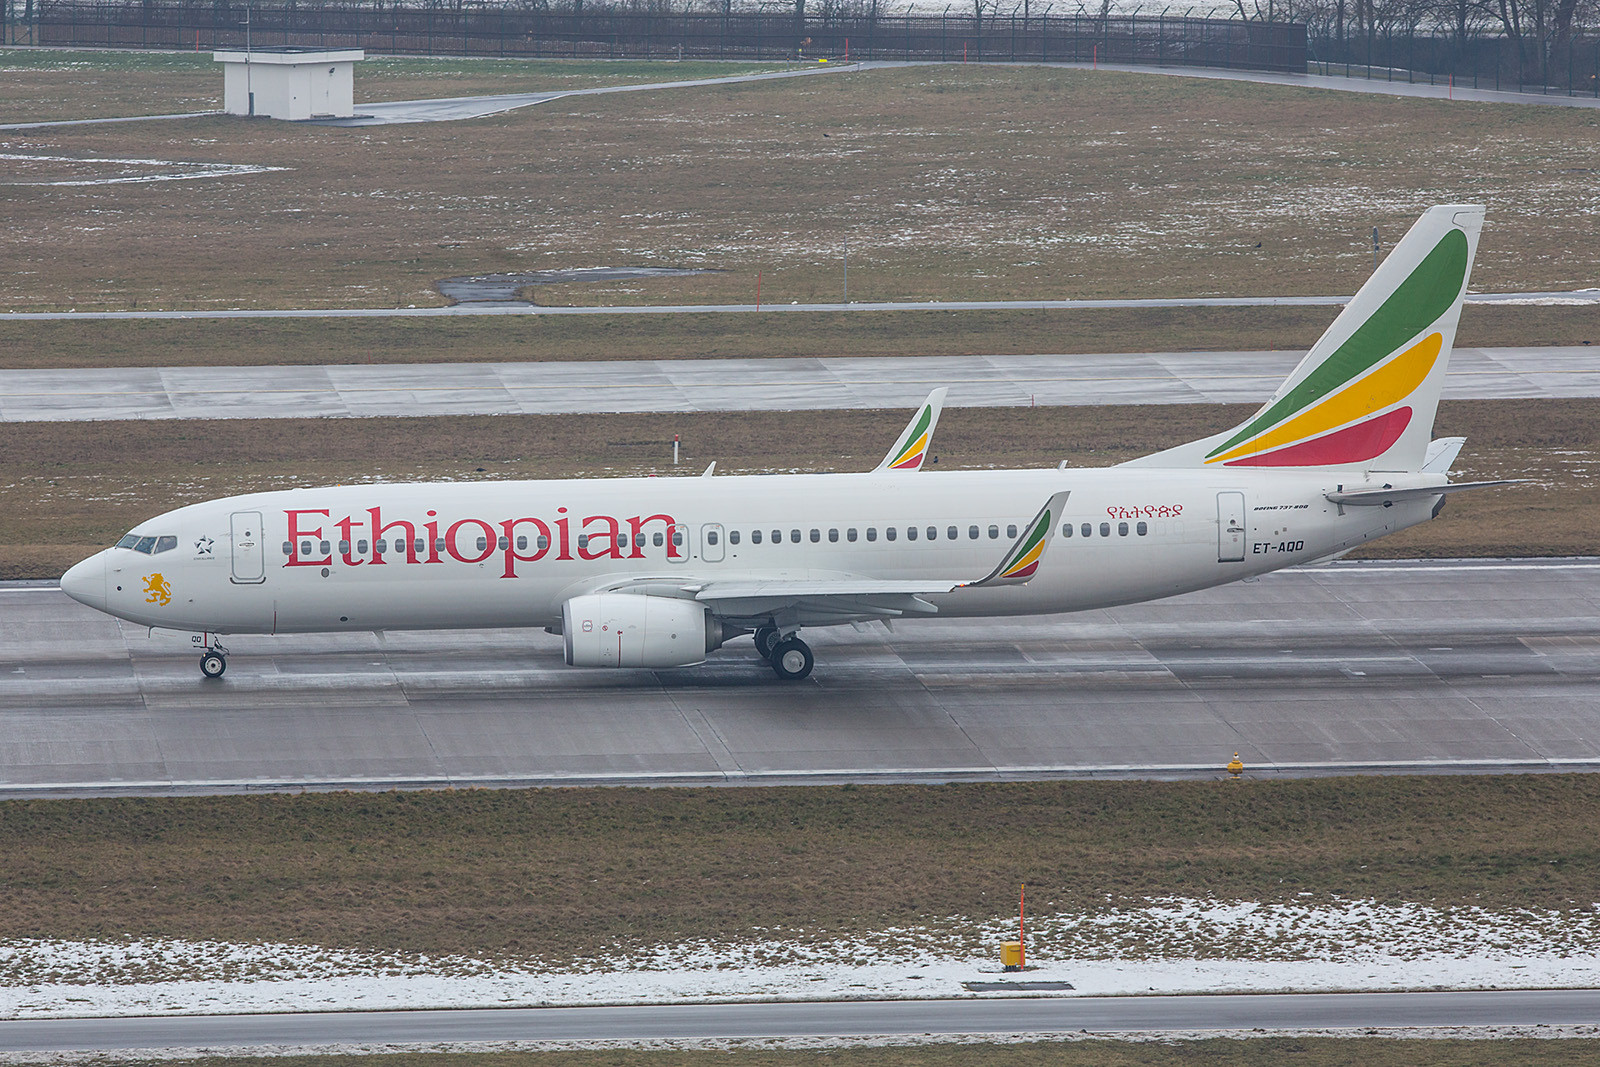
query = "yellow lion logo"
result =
(143, 573, 172, 606)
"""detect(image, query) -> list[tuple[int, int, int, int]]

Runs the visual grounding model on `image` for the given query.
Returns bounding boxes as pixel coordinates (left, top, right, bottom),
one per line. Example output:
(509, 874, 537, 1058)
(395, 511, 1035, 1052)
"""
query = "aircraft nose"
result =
(60, 552, 107, 611)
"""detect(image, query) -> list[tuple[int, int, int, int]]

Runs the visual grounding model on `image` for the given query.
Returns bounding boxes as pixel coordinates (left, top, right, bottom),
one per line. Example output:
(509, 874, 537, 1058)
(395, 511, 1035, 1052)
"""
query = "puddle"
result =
(436, 267, 712, 304)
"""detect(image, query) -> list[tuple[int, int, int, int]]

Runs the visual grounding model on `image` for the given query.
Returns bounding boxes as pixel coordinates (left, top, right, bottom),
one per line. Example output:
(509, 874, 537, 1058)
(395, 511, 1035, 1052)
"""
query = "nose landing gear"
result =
(199, 643, 228, 679)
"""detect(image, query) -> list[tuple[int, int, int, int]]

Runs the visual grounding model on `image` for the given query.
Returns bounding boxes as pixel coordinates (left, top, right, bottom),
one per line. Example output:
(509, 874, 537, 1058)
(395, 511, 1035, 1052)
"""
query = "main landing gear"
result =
(753, 626, 814, 681)
(199, 642, 229, 679)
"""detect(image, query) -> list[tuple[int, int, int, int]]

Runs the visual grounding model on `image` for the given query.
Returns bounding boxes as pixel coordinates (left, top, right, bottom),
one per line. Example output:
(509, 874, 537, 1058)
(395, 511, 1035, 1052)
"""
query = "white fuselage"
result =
(64, 466, 1439, 637)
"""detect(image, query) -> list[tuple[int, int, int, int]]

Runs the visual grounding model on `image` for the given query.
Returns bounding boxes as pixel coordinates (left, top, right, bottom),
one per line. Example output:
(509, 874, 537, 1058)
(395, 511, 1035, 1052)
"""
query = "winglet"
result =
(875, 388, 947, 472)
(965, 491, 1070, 587)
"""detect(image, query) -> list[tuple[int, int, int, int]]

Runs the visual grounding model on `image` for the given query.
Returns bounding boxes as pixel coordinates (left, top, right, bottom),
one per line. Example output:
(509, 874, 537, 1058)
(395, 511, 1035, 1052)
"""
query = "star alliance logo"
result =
(194, 536, 214, 557)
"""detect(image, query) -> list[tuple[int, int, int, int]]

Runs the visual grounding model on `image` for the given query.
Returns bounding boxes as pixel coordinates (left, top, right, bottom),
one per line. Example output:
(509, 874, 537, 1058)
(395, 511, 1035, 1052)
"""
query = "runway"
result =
(4, 989, 1600, 1051)
(2, 346, 1597, 421)
(4, 289, 1596, 320)
(2, 559, 1597, 797)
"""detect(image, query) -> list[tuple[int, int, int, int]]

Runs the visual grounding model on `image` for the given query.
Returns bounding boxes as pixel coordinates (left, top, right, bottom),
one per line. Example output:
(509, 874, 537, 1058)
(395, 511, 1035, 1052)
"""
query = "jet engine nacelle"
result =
(561, 593, 723, 669)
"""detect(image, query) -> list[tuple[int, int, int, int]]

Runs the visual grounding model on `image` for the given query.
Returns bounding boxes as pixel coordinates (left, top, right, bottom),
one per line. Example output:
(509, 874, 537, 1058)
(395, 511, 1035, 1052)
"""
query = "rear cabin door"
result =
(230, 511, 266, 584)
(1216, 492, 1247, 563)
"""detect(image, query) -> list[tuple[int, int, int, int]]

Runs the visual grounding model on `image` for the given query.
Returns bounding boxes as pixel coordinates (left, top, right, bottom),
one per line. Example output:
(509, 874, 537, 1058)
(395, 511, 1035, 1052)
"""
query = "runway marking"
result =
(1, 368, 1590, 404)
(10, 757, 1600, 795)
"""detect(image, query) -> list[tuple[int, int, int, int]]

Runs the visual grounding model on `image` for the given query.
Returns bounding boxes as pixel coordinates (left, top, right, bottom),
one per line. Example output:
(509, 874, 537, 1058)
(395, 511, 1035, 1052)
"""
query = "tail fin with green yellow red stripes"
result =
(1124, 205, 1484, 473)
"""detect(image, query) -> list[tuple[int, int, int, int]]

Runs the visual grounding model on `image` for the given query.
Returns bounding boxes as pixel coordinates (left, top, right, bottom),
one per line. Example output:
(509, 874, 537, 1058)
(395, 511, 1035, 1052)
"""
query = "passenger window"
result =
(1118, 522, 1129, 537)
(117, 534, 140, 550)
(1100, 523, 1111, 537)
(729, 530, 740, 545)
(135, 536, 157, 554)
(359, 539, 370, 554)
(886, 527, 898, 541)
(988, 525, 999, 540)
(282, 541, 293, 556)
(672, 530, 684, 547)
(414, 538, 426, 555)
(536, 535, 549, 551)
(1007, 525, 1018, 538)
(430, 538, 442, 553)
(707, 530, 719, 546)
(790, 530, 801, 543)
(478, 536, 490, 551)
(321, 540, 332, 555)
(752, 529, 763, 544)
(928, 526, 938, 540)
(339, 539, 351, 555)
(618, 533, 629, 548)
(653, 532, 665, 547)
(1081, 523, 1092, 538)
(1061, 524, 1072, 537)
(376, 539, 389, 554)
(516, 536, 528, 550)
(847, 528, 858, 542)
(906, 526, 917, 541)
(969, 526, 980, 540)
(826, 529, 837, 543)
(300, 540, 312, 556)
(947, 526, 958, 540)
(1137, 521, 1148, 536)
(154, 535, 177, 554)
(809, 529, 820, 543)
(771, 530, 781, 544)
(866, 527, 878, 542)
(496, 536, 508, 550)
(577, 534, 590, 550)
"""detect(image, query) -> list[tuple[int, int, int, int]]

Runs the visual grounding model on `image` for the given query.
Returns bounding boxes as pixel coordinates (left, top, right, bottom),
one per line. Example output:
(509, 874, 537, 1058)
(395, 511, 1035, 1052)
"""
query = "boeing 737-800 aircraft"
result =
(61, 205, 1514, 681)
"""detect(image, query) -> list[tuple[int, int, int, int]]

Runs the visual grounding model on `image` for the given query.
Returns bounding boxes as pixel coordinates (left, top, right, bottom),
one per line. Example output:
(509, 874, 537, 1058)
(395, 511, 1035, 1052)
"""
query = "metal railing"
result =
(13, 3, 1307, 74)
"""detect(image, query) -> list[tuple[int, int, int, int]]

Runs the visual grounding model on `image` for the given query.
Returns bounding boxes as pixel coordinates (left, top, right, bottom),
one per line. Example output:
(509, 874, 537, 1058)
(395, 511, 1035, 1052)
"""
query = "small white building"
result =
(214, 48, 364, 120)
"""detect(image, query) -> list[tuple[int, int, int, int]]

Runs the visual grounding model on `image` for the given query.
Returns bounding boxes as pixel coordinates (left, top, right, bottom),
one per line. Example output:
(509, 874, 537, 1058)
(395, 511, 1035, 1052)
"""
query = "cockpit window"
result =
(117, 533, 176, 554)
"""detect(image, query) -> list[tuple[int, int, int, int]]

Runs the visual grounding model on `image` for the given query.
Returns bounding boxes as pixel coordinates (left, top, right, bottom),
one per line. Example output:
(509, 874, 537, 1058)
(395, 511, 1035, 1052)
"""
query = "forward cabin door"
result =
(1216, 492, 1247, 563)
(230, 511, 266, 584)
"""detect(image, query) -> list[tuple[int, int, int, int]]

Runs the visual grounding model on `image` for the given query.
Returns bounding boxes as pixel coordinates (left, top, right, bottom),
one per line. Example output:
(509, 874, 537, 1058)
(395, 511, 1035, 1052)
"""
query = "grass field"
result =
(0, 49, 789, 122)
(81, 1043, 1600, 1066)
(1, 398, 1591, 579)
(0, 304, 1594, 371)
(3, 58, 1599, 314)
(6, 775, 1600, 959)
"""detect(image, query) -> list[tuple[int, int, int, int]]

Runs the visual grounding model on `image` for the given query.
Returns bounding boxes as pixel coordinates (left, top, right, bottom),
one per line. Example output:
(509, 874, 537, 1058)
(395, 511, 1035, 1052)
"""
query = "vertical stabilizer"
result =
(1125, 205, 1484, 472)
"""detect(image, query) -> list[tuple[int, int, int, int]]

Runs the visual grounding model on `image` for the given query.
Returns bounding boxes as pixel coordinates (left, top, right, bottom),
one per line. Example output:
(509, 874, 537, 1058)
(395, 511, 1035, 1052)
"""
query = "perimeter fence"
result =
(1309, 33, 1600, 96)
(5, 4, 1307, 74)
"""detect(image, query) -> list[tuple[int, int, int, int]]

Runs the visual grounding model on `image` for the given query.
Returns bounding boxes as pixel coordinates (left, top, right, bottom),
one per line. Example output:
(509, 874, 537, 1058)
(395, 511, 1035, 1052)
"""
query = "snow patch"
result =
(6, 897, 1600, 1019)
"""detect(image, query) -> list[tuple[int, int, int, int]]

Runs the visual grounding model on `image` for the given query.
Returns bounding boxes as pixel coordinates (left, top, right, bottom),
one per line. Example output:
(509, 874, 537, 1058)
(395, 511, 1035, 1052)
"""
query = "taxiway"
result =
(2, 559, 1596, 797)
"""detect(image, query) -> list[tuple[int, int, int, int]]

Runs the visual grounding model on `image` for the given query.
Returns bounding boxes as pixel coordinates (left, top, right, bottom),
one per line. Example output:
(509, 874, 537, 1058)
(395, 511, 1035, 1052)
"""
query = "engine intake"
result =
(562, 593, 722, 669)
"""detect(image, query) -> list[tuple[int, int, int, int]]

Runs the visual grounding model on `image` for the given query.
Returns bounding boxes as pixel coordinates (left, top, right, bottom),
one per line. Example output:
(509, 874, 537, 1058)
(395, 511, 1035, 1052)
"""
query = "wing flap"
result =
(1325, 480, 1523, 506)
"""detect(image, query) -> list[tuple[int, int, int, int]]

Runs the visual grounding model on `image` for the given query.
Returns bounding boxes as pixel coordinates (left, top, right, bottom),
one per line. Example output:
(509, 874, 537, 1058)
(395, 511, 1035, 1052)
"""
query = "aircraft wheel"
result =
(769, 638, 814, 681)
(200, 651, 227, 679)
(753, 626, 780, 659)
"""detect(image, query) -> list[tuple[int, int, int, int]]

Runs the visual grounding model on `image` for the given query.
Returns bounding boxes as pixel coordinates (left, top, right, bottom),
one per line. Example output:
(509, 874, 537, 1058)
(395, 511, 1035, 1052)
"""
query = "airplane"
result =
(61, 205, 1518, 682)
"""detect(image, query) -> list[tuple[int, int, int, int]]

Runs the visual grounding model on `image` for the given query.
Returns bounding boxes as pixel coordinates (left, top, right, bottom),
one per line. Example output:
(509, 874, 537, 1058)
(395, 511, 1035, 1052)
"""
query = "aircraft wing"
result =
(874, 388, 947, 471)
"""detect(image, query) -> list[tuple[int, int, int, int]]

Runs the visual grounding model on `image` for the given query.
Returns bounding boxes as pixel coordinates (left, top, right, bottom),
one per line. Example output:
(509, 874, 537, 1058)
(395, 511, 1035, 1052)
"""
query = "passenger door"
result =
(230, 511, 266, 584)
(1216, 492, 1247, 563)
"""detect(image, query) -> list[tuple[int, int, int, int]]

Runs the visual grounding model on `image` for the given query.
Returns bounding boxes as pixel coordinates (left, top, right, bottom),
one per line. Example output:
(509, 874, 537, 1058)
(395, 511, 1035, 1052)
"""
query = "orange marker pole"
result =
(1019, 883, 1026, 970)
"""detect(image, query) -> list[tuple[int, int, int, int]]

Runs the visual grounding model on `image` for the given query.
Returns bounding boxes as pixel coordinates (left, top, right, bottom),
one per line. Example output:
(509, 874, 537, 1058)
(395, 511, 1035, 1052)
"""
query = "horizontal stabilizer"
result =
(1325, 480, 1523, 506)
